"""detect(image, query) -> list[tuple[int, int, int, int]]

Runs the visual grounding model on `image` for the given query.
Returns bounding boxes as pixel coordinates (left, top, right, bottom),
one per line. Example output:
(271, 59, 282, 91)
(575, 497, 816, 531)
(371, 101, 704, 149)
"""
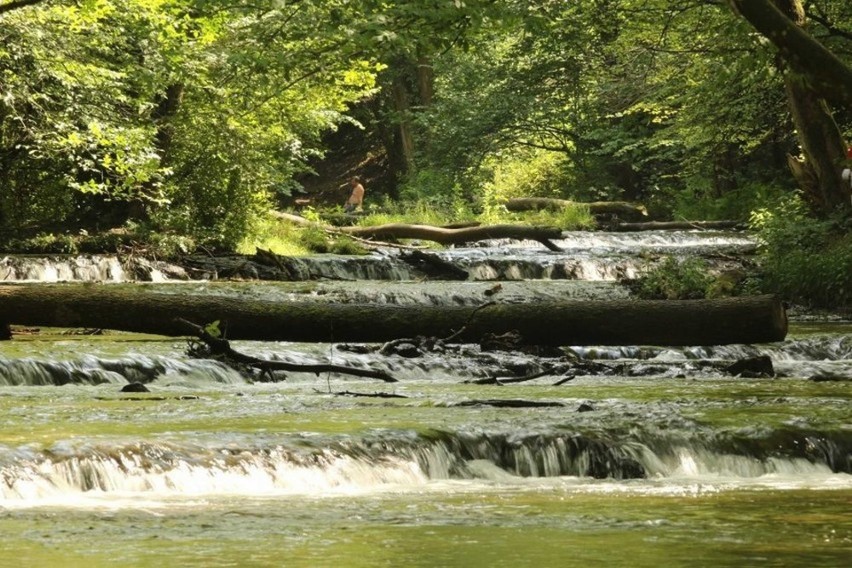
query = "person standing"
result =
(344, 176, 365, 213)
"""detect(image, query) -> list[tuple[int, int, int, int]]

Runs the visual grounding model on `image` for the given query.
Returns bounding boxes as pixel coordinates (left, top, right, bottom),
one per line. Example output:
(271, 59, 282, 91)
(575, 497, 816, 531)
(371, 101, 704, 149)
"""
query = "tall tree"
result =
(730, 0, 851, 213)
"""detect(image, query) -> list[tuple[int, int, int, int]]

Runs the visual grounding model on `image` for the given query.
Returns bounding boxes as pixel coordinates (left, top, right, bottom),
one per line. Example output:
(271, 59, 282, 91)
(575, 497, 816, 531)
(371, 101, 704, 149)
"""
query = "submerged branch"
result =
(177, 318, 398, 383)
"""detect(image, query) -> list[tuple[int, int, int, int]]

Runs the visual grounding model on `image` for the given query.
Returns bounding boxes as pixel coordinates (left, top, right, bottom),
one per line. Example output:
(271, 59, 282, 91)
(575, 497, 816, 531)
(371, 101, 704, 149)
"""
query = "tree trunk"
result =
(0, 0, 46, 15)
(728, 0, 852, 108)
(152, 83, 185, 169)
(783, 70, 848, 213)
(504, 198, 648, 219)
(729, 0, 851, 213)
(0, 285, 787, 346)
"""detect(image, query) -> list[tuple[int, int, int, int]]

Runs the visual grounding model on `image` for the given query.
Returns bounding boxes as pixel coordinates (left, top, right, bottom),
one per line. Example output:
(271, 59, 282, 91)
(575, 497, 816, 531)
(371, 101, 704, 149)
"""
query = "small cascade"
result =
(0, 441, 429, 503)
(436, 230, 757, 282)
(0, 355, 245, 386)
(2, 427, 848, 506)
(0, 255, 188, 283)
(564, 332, 852, 379)
(460, 255, 646, 281)
(1, 229, 758, 283)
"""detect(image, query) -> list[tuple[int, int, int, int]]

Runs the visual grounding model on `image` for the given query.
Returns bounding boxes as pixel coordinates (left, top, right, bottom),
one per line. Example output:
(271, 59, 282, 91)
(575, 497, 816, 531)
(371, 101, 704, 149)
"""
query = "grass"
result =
(238, 199, 596, 255)
(1, 199, 595, 258)
(356, 199, 595, 230)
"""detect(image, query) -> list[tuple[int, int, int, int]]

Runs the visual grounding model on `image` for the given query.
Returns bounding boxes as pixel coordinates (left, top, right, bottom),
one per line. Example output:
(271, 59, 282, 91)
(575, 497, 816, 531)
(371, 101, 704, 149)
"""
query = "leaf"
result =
(204, 320, 221, 338)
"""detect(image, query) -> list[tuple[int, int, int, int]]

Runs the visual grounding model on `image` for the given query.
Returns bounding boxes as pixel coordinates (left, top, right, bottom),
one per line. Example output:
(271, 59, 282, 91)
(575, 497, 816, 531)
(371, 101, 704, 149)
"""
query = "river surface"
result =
(1, 231, 850, 567)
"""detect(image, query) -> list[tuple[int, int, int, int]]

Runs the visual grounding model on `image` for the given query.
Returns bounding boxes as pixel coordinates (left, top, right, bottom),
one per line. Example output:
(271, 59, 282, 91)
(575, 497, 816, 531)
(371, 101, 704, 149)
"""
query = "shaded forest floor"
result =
(288, 121, 395, 210)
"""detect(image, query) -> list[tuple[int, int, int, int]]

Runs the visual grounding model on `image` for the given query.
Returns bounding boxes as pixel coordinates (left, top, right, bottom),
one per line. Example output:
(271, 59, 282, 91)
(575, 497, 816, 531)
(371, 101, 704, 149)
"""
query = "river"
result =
(1, 230, 849, 567)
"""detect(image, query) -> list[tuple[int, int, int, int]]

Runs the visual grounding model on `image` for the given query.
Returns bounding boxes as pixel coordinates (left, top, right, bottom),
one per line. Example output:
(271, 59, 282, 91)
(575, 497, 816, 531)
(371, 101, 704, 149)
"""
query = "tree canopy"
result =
(1, 0, 850, 244)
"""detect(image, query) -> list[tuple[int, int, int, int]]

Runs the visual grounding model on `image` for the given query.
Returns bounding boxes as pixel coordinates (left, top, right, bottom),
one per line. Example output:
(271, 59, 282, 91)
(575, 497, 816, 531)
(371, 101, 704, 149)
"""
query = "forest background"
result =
(1, 0, 850, 308)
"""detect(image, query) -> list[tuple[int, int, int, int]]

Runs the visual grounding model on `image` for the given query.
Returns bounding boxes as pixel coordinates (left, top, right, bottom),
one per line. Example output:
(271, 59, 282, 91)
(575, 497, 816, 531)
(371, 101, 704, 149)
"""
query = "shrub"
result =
(637, 256, 714, 300)
(750, 196, 852, 309)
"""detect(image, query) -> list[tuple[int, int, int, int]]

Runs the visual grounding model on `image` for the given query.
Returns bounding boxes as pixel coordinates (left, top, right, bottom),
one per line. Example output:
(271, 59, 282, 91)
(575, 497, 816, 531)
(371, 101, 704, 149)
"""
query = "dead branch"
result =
(177, 318, 398, 383)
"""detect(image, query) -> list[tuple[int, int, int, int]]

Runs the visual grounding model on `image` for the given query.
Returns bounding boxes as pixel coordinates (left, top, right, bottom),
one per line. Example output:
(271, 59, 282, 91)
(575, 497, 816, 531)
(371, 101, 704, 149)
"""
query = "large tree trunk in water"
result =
(505, 198, 648, 220)
(0, 285, 787, 346)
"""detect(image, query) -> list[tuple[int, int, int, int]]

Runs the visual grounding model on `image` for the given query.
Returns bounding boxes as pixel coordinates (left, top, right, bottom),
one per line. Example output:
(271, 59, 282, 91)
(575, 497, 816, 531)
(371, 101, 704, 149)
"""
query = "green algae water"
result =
(1, 327, 850, 567)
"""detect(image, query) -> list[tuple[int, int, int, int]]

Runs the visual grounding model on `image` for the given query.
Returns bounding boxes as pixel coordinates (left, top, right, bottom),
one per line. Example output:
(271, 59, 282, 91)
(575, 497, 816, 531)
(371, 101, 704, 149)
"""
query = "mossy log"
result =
(0, 284, 787, 346)
(504, 198, 648, 219)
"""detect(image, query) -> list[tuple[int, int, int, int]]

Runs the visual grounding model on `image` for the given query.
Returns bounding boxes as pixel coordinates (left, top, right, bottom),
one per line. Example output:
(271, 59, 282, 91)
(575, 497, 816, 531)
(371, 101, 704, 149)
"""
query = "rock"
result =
(725, 355, 774, 378)
(809, 371, 851, 382)
(394, 342, 423, 358)
(121, 382, 150, 393)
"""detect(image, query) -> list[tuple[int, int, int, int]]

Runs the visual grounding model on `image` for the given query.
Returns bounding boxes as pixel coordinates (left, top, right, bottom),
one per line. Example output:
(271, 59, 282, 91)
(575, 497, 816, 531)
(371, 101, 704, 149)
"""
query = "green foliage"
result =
(355, 196, 592, 231)
(204, 320, 222, 339)
(236, 216, 366, 257)
(297, 226, 334, 253)
(750, 196, 852, 308)
(481, 150, 571, 202)
(667, 182, 792, 222)
(638, 257, 715, 300)
(3, 0, 850, 245)
(295, 226, 366, 255)
(398, 169, 459, 203)
(0, 0, 381, 245)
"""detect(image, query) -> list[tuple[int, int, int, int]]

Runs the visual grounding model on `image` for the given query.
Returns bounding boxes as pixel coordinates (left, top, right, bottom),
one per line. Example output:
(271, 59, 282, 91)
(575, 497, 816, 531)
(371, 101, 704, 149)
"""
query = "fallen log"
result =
(272, 211, 561, 250)
(339, 223, 563, 250)
(505, 197, 648, 219)
(606, 220, 746, 232)
(0, 284, 787, 346)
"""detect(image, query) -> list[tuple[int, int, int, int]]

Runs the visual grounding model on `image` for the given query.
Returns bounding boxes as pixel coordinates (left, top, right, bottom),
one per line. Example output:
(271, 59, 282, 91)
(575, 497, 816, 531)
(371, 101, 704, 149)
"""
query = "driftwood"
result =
(340, 223, 564, 251)
(505, 198, 648, 220)
(606, 220, 745, 232)
(465, 367, 564, 385)
(178, 318, 397, 383)
(0, 284, 788, 346)
(272, 211, 560, 250)
(320, 390, 408, 398)
(451, 399, 566, 408)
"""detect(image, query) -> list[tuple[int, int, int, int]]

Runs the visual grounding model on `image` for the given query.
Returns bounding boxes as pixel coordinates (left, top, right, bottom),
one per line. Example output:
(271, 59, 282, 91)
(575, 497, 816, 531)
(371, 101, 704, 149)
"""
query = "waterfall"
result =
(2, 428, 848, 507)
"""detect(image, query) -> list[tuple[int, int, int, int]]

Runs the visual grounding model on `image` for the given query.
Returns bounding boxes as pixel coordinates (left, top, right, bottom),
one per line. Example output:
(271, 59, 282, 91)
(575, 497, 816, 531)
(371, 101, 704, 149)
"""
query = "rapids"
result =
(0, 229, 849, 567)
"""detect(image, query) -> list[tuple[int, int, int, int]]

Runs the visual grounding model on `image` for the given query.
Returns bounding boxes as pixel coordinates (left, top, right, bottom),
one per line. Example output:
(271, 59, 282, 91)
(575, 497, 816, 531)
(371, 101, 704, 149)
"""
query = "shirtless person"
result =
(344, 176, 365, 213)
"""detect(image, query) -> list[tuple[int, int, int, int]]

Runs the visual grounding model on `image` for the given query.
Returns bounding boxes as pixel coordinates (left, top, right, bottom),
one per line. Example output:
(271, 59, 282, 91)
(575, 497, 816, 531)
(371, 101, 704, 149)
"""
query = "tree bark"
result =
(729, 0, 851, 213)
(0, 284, 787, 346)
(0, 0, 45, 15)
(152, 83, 185, 169)
(728, 0, 852, 108)
(504, 197, 648, 219)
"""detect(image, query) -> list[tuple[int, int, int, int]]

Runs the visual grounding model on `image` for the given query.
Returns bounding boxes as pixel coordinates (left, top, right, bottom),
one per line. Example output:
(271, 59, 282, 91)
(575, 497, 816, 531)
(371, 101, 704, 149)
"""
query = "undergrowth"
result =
(749, 196, 852, 309)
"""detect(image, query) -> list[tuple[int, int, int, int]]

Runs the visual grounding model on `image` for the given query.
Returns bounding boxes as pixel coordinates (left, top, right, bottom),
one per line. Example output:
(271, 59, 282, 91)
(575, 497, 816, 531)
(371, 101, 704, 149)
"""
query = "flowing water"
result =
(1, 231, 850, 567)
